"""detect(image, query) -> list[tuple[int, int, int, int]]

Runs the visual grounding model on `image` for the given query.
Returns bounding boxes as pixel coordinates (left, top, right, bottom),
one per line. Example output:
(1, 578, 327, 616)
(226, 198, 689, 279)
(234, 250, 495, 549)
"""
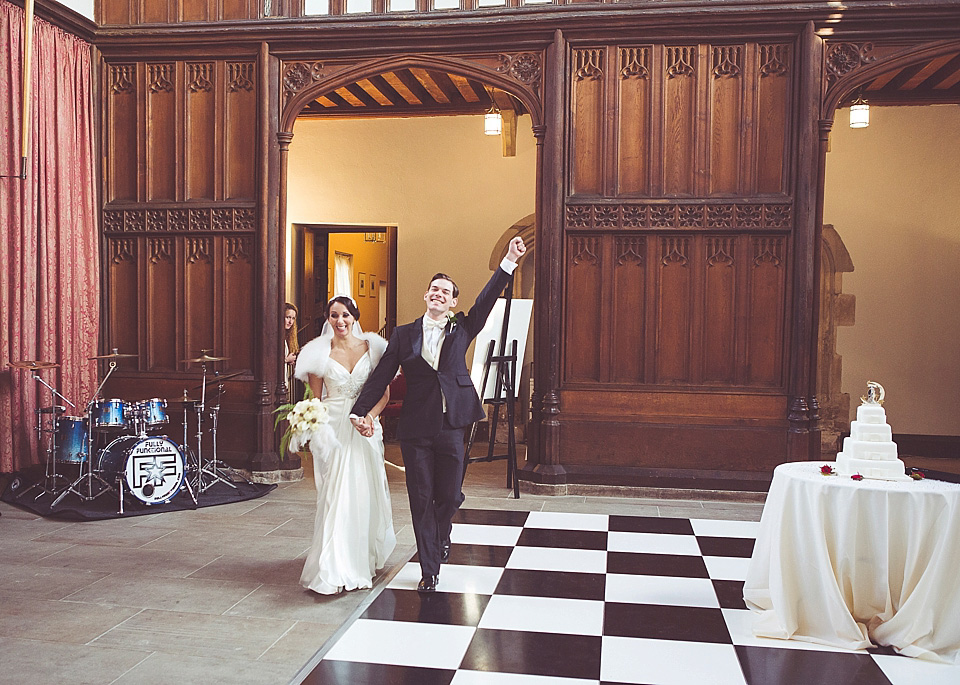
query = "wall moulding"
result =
(102, 206, 257, 233)
(563, 202, 793, 231)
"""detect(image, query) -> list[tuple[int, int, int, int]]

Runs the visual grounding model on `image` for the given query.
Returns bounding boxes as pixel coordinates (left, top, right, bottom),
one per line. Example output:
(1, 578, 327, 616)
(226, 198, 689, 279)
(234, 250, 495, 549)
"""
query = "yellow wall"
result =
(286, 114, 537, 331)
(824, 105, 960, 435)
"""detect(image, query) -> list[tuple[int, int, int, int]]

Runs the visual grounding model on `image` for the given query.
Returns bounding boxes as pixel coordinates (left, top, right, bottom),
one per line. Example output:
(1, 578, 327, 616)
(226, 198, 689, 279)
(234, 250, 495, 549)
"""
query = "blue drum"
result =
(93, 398, 128, 430)
(54, 416, 89, 463)
(140, 398, 169, 428)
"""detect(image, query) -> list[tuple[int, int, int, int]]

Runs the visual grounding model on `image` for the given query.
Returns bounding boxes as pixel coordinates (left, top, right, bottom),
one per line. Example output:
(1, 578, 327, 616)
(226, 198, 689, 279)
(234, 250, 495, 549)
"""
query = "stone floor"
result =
(1, 446, 953, 685)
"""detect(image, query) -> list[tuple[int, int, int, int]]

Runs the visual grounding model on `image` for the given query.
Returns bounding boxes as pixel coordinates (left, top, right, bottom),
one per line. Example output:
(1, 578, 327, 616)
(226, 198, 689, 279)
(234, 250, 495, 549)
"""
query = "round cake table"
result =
(744, 460, 960, 663)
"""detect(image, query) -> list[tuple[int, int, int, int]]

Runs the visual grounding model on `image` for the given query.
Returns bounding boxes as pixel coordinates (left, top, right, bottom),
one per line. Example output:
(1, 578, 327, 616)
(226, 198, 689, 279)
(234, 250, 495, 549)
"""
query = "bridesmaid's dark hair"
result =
(325, 295, 360, 320)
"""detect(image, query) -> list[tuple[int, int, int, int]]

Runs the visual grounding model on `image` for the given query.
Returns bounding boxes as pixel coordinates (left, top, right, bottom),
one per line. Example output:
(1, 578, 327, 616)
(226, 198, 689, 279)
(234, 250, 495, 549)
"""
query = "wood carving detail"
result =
(759, 45, 790, 77)
(666, 47, 695, 79)
(616, 237, 644, 266)
(103, 207, 257, 233)
(283, 61, 325, 101)
(753, 236, 783, 266)
(110, 65, 135, 94)
(661, 237, 689, 266)
(564, 203, 793, 231)
(620, 48, 649, 80)
(497, 53, 543, 90)
(149, 237, 174, 264)
(187, 237, 212, 264)
(228, 63, 255, 92)
(826, 42, 876, 84)
(712, 46, 742, 79)
(706, 237, 735, 267)
(188, 63, 214, 93)
(111, 238, 136, 264)
(571, 236, 600, 266)
(574, 49, 603, 82)
(148, 64, 175, 93)
(227, 236, 253, 264)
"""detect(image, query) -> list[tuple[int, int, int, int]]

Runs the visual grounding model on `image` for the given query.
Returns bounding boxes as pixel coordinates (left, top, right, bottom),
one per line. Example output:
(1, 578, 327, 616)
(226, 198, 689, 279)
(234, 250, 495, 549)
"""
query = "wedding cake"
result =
(836, 382, 910, 481)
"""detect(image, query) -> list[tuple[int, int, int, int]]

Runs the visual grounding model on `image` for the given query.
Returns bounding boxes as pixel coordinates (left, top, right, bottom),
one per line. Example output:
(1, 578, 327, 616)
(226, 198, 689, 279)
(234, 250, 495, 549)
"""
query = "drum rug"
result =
(1, 466, 276, 520)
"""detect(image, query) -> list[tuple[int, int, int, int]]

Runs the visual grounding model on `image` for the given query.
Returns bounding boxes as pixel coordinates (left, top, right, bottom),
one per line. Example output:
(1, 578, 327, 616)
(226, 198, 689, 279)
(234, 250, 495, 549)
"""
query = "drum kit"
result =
(8, 349, 248, 514)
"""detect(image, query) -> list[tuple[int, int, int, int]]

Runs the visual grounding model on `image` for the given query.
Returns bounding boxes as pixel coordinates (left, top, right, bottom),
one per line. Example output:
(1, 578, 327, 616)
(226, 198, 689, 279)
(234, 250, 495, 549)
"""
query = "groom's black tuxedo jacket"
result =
(352, 266, 511, 440)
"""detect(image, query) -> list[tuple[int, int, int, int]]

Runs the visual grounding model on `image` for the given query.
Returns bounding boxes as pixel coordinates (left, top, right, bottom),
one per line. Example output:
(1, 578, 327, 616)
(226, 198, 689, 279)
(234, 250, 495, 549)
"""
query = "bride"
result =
(294, 295, 396, 594)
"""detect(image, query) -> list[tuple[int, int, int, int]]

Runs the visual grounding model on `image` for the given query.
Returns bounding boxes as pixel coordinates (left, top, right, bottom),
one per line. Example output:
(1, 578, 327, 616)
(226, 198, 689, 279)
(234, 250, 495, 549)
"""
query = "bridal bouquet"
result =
(277, 396, 340, 469)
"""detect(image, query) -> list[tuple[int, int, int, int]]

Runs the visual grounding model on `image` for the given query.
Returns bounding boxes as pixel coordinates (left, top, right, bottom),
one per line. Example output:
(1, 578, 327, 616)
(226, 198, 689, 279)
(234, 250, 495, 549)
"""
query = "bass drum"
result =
(98, 436, 185, 505)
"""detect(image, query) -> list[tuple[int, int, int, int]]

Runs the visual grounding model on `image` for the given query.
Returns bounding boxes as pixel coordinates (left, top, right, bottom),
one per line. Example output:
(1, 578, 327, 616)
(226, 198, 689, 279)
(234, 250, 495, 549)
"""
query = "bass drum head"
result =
(99, 436, 185, 505)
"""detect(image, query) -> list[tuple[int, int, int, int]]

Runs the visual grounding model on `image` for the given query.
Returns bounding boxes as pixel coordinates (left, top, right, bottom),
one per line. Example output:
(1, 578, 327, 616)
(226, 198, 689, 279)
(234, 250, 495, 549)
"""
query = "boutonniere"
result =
(445, 312, 459, 333)
(820, 464, 836, 476)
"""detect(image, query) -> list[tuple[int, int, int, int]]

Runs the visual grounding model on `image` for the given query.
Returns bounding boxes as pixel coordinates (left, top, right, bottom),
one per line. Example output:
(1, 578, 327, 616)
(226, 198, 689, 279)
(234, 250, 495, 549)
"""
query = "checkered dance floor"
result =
(298, 509, 960, 684)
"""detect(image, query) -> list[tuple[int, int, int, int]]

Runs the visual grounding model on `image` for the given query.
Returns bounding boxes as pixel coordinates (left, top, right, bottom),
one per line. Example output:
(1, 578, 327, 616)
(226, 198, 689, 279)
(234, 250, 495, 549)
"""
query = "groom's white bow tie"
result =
(423, 317, 446, 331)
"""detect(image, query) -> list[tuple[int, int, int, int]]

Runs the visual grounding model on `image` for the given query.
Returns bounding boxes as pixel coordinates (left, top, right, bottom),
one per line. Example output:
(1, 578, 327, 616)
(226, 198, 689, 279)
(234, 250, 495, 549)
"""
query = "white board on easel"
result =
(470, 298, 533, 401)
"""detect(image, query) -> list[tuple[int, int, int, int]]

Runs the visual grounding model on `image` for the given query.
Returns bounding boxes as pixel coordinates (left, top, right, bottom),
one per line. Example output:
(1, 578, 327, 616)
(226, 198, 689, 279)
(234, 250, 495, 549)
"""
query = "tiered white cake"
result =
(836, 383, 909, 481)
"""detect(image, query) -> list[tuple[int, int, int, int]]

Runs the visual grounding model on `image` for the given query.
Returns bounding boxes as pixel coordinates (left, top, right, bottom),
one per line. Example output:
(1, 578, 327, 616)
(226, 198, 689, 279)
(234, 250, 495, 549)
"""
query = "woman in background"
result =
(284, 303, 300, 403)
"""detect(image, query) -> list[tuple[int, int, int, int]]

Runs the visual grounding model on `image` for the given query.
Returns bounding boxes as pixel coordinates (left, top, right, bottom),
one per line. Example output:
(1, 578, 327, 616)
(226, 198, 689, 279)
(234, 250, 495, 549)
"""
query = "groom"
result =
(351, 236, 526, 593)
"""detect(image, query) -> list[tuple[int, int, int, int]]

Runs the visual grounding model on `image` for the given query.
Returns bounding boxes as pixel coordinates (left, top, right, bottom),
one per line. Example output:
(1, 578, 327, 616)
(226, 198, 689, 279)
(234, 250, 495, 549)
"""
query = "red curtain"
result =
(0, 1, 98, 473)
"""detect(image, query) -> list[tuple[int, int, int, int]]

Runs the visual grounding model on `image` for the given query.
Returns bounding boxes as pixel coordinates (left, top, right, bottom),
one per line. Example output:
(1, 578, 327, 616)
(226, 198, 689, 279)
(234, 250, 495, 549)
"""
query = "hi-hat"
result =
(90, 350, 137, 360)
(169, 391, 199, 404)
(191, 370, 244, 391)
(183, 354, 228, 364)
(8, 360, 59, 370)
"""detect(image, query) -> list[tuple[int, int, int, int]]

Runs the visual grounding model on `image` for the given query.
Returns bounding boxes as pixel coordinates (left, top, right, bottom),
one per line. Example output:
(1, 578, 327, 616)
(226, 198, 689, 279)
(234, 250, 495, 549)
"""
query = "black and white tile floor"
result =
(298, 509, 960, 685)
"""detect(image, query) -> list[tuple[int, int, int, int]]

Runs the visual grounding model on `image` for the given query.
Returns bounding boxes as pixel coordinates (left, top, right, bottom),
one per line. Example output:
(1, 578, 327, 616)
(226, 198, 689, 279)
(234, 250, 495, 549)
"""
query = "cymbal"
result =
(90, 350, 137, 360)
(182, 354, 228, 364)
(168, 392, 199, 404)
(190, 370, 244, 391)
(8, 360, 59, 370)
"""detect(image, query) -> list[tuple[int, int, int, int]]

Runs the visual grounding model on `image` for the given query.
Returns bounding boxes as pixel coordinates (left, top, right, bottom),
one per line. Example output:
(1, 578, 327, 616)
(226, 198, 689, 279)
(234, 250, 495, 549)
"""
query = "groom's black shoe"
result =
(440, 540, 451, 563)
(417, 575, 439, 593)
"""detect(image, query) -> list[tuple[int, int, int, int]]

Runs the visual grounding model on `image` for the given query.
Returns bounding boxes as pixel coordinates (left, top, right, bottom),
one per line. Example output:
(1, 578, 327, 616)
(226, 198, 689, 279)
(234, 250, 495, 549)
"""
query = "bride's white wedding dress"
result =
(294, 332, 396, 595)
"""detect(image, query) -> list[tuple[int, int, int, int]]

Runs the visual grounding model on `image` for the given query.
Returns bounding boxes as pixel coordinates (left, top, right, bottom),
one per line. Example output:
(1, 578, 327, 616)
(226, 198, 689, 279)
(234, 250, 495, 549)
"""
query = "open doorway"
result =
(290, 223, 397, 342)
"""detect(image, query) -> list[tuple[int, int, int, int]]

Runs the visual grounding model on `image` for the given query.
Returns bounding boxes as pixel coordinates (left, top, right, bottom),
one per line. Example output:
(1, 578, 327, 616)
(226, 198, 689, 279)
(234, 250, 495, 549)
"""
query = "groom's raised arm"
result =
(351, 329, 401, 419)
(463, 237, 526, 338)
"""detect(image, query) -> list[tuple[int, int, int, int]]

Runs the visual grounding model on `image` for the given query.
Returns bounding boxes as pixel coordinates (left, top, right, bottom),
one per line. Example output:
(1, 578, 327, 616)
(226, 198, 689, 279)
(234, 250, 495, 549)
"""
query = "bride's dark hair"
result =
(325, 295, 360, 320)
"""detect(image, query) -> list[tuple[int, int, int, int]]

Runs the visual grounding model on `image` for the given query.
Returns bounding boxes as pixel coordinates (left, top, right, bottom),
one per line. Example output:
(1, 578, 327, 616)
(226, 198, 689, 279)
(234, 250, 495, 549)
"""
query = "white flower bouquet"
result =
(279, 397, 340, 469)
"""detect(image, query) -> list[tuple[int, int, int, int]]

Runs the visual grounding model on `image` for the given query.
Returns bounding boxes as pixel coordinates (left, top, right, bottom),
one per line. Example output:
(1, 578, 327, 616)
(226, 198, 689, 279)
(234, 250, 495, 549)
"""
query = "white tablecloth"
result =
(744, 461, 960, 663)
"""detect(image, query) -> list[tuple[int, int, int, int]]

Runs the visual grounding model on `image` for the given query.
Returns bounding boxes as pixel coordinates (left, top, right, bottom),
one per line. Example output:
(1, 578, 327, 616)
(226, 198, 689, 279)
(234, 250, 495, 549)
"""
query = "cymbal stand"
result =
(16, 372, 74, 501)
(178, 390, 198, 505)
(50, 361, 116, 507)
(197, 373, 246, 492)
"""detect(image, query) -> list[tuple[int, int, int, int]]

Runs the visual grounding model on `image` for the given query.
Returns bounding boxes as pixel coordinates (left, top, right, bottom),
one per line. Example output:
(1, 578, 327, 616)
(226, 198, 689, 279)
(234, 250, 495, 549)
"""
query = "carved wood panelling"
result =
(103, 234, 256, 374)
(572, 49, 605, 195)
(571, 43, 794, 199)
(103, 206, 256, 233)
(564, 235, 602, 382)
(564, 202, 791, 231)
(104, 60, 258, 205)
(709, 47, 744, 194)
(562, 233, 787, 389)
(747, 236, 786, 385)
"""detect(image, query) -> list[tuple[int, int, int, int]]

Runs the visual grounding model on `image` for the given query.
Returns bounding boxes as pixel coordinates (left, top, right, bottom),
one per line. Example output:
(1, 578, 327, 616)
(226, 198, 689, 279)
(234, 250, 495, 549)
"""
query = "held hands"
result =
(350, 414, 375, 437)
(507, 236, 526, 263)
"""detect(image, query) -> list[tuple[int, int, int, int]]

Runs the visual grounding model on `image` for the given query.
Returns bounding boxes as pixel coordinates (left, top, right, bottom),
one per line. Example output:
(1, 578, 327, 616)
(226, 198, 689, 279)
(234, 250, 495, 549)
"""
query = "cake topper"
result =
(860, 380, 885, 406)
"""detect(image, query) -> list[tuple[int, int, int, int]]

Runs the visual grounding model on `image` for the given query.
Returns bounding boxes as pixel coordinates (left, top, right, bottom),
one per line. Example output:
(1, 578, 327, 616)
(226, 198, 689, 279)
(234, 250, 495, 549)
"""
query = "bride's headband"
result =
(327, 294, 357, 308)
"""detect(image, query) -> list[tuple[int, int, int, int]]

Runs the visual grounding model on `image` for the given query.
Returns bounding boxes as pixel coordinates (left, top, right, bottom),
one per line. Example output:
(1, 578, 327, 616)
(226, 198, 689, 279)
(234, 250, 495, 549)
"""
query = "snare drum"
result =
(93, 398, 129, 430)
(139, 398, 169, 428)
(54, 416, 89, 463)
(98, 435, 185, 505)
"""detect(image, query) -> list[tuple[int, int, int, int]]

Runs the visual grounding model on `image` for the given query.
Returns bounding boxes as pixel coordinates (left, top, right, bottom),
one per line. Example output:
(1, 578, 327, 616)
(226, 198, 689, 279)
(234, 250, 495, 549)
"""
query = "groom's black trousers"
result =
(400, 416, 466, 577)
